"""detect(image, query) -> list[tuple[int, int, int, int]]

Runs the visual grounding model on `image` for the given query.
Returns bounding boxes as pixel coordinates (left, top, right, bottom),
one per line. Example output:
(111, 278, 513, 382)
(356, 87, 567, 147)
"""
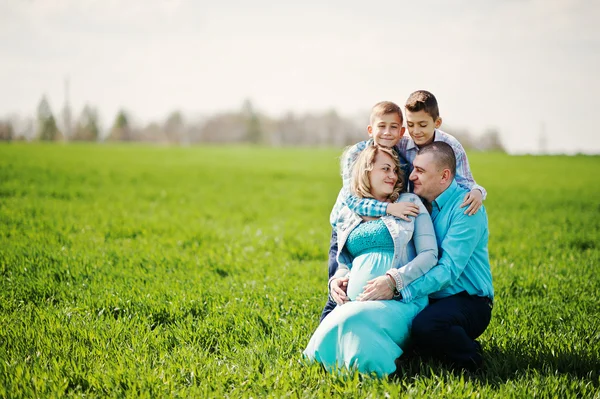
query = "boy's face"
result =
(367, 113, 404, 148)
(405, 109, 442, 147)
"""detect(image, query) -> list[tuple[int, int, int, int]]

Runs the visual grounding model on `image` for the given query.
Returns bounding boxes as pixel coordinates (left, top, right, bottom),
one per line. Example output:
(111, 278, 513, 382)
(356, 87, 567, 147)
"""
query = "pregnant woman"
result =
(303, 144, 438, 377)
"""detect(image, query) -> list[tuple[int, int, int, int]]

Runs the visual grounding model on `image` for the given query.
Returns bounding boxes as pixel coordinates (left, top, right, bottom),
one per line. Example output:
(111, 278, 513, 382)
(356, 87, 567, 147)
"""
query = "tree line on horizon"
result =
(0, 95, 505, 152)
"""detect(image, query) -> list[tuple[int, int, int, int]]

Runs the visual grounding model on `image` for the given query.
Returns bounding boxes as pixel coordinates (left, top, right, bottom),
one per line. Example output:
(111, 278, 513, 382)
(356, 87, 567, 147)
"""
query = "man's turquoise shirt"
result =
(400, 179, 494, 302)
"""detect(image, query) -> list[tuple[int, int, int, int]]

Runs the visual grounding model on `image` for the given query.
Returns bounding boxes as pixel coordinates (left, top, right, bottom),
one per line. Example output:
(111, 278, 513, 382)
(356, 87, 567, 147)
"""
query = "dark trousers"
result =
(319, 229, 339, 322)
(411, 292, 492, 370)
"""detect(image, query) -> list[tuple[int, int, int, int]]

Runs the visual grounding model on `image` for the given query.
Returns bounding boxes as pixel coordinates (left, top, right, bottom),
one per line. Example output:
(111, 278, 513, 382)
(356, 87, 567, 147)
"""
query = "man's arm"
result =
(400, 209, 486, 302)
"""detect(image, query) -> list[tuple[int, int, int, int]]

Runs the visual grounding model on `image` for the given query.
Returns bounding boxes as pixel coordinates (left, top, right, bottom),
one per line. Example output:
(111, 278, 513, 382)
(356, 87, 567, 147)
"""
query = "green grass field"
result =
(1, 143, 599, 398)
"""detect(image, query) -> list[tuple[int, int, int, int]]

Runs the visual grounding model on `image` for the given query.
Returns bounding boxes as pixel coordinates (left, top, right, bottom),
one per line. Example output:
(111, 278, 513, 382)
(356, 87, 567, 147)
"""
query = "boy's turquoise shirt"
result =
(399, 179, 494, 302)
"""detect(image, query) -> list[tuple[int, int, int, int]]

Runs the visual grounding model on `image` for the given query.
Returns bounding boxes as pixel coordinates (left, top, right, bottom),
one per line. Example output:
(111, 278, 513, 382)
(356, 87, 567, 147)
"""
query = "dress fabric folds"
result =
(303, 219, 427, 377)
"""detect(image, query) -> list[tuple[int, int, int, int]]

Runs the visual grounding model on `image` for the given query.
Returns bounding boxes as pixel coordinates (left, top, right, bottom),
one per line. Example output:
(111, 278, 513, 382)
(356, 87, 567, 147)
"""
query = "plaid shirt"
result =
(329, 130, 486, 227)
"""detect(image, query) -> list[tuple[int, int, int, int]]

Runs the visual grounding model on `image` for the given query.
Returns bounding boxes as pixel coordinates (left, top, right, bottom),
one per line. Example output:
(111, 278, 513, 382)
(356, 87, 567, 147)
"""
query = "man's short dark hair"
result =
(417, 141, 456, 177)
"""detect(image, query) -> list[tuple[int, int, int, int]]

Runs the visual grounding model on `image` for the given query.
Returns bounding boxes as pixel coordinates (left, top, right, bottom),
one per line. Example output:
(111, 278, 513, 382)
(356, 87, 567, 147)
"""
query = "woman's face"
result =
(369, 150, 399, 201)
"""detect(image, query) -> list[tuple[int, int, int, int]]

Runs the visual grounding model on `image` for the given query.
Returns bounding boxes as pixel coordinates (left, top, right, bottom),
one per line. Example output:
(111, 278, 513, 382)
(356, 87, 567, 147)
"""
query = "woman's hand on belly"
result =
(330, 277, 350, 305)
(356, 275, 394, 301)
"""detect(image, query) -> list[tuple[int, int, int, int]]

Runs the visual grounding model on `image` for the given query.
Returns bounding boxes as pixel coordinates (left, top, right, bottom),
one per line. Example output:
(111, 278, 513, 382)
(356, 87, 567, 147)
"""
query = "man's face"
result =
(409, 152, 444, 202)
(405, 109, 442, 147)
(367, 113, 405, 147)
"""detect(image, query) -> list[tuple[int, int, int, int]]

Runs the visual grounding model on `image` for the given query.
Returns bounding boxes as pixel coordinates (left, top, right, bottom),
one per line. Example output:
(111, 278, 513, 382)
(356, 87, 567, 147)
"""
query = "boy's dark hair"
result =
(405, 90, 440, 121)
(417, 141, 456, 177)
(370, 101, 403, 125)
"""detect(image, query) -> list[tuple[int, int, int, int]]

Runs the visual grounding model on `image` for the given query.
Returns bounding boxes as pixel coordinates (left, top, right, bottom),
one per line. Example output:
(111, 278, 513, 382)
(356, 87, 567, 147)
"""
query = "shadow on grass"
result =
(393, 344, 600, 387)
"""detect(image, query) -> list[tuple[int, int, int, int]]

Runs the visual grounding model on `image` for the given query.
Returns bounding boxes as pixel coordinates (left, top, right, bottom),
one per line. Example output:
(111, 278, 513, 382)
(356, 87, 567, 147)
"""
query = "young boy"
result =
(321, 92, 486, 321)
(399, 90, 485, 215)
(328, 101, 417, 228)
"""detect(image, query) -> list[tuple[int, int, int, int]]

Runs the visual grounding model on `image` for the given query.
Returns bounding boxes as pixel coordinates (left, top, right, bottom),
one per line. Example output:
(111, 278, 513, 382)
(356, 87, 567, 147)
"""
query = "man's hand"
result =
(356, 275, 394, 301)
(330, 277, 350, 305)
(386, 201, 420, 221)
(460, 189, 483, 216)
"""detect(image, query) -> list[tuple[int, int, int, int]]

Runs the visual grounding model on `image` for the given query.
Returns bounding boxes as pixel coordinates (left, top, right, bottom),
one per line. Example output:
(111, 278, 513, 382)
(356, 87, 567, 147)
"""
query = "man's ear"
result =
(435, 117, 443, 129)
(441, 168, 452, 183)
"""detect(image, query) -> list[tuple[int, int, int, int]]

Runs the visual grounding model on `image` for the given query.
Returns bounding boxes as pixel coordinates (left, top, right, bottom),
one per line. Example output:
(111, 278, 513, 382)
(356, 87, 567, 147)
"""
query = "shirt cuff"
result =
(471, 184, 487, 200)
(399, 286, 412, 303)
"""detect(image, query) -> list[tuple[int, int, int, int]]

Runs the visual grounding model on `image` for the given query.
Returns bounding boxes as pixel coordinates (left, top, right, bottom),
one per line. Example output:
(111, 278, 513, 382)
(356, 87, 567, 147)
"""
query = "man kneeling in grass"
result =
(398, 141, 494, 371)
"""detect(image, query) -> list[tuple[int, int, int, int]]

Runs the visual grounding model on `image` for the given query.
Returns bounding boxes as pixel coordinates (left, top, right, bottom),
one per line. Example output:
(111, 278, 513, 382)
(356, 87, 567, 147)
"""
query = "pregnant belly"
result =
(346, 252, 395, 301)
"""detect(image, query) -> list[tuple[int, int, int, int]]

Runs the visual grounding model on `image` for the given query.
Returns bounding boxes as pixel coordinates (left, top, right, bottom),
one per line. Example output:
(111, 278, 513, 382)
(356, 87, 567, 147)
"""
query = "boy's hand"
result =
(330, 277, 349, 305)
(356, 276, 394, 301)
(386, 202, 420, 221)
(460, 189, 483, 216)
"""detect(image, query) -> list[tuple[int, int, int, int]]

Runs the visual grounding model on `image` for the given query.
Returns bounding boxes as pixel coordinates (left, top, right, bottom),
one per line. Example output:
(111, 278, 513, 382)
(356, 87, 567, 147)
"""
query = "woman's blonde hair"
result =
(350, 144, 404, 202)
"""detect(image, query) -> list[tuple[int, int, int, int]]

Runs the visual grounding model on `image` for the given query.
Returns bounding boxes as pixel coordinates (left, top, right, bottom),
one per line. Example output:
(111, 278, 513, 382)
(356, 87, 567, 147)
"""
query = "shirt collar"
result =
(433, 178, 458, 210)
(405, 129, 439, 151)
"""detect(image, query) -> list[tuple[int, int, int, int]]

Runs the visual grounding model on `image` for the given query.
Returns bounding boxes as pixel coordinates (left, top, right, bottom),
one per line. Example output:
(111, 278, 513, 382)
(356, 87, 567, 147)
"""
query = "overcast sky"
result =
(1, 0, 599, 154)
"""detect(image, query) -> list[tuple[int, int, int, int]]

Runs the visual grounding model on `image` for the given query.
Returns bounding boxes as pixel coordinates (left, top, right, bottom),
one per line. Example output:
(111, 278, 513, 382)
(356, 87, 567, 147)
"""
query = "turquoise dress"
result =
(303, 219, 428, 377)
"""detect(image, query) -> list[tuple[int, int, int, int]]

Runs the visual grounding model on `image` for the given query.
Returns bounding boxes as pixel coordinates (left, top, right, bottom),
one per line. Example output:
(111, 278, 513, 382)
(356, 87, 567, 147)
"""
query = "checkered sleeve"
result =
(346, 194, 389, 217)
(331, 140, 388, 221)
(341, 141, 368, 190)
(329, 188, 346, 227)
(330, 143, 365, 227)
(452, 142, 487, 200)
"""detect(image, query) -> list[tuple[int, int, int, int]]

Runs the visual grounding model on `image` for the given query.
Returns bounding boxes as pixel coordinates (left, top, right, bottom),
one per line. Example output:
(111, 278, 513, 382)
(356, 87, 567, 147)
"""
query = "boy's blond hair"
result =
(351, 144, 404, 203)
(405, 90, 440, 121)
(369, 101, 403, 125)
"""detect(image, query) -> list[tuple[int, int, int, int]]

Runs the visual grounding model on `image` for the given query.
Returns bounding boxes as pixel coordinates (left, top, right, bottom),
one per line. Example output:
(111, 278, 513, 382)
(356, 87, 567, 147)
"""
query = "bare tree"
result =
(106, 110, 133, 141)
(242, 99, 263, 144)
(72, 105, 101, 141)
(0, 120, 14, 141)
(478, 128, 505, 152)
(164, 111, 185, 144)
(36, 96, 63, 141)
(200, 112, 246, 143)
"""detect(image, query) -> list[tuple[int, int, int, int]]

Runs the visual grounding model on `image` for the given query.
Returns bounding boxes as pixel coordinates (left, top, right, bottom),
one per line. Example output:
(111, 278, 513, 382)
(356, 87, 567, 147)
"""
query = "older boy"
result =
(400, 90, 485, 215)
